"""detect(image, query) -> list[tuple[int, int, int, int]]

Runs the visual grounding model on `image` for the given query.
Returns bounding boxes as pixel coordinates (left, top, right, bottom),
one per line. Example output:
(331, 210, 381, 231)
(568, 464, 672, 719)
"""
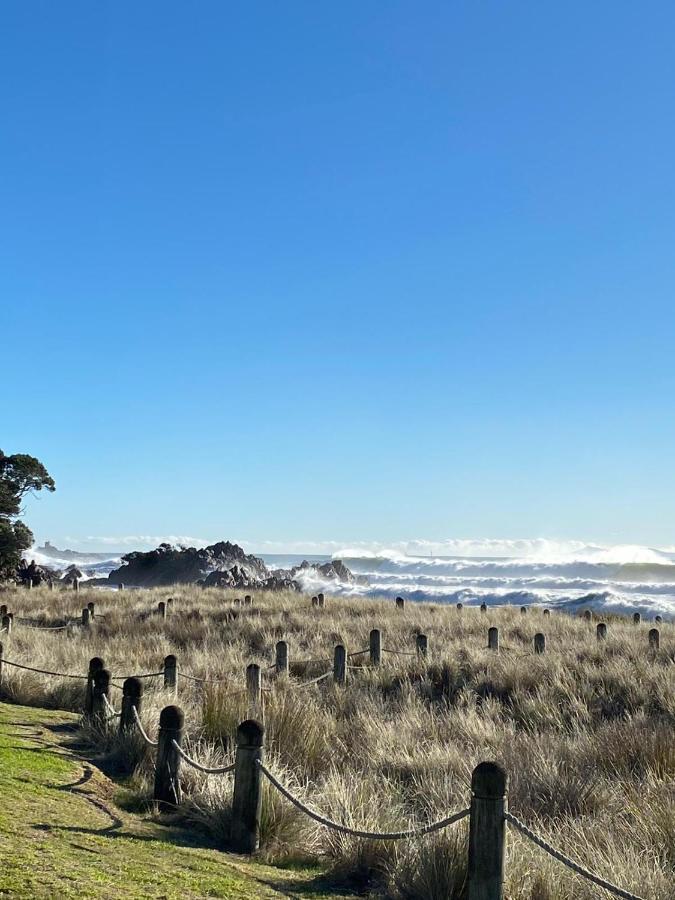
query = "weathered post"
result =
(333, 644, 346, 686)
(91, 668, 111, 723)
(164, 654, 177, 689)
(231, 719, 264, 853)
(0, 641, 3, 690)
(118, 583, 125, 591)
(655, 615, 662, 624)
(157, 601, 166, 619)
(456, 602, 464, 611)
(120, 677, 143, 733)
(488, 627, 499, 651)
(166, 597, 173, 609)
(73, 578, 80, 593)
(480, 602, 487, 613)
(85, 656, 105, 714)
(49, 580, 54, 591)
(244, 595, 252, 606)
(82, 607, 90, 627)
(87, 601, 95, 619)
(648, 628, 660, 650)
(395, 596, 405, 610)
(468, 761, 507, 900)
(543, 608, 550, 617)
(583, 609, 592, 622)
(596, 622, 607, 641)
(153, 705, 184, 807)
(318, 593, 325, 608)
(0, 604, 6, 618)
(311, 596, 318, 607)
(26, 578, 32, 590)
(246, 663, 261, 708)
(234, 597, 242, 606)
(416, 633, 428, 657)
(520, 606, 527, 615)
(633, 612, 641, 625)
(275, 641, 289, 676)
(534, 633, 546, 654)
(369, 628, 381, 666)
(1, 614, 11, 635)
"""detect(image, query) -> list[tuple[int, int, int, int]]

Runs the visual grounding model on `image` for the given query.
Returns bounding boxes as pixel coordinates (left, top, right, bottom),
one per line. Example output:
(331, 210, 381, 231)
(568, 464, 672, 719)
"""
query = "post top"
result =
(471, 761, 507, 798)
(246, 662, 261, 673)
(164, 654, 177, 665)
(159, 704, 185, 729)
(237, 718, 264, 747)
(123, 676, 143, 696)
(89, 656, 105, 671)
(275, 640, 288, 648)
(93, 668, 110, 686)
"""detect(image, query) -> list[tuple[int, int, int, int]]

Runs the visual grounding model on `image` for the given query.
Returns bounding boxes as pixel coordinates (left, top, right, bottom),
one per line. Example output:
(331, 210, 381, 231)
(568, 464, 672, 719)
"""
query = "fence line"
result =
(131, 704, 158, 747)
(171, 740, 236, 775)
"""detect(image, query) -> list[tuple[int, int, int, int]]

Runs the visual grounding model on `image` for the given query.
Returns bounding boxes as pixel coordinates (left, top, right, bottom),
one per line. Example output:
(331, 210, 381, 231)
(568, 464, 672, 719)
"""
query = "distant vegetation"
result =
(0, 584, 673, 899)
(0, 450, 54, 581)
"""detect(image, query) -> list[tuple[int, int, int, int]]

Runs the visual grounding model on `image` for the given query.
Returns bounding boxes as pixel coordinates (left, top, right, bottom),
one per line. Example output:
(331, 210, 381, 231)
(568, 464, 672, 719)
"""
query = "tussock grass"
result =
(0, 583, 673, 898)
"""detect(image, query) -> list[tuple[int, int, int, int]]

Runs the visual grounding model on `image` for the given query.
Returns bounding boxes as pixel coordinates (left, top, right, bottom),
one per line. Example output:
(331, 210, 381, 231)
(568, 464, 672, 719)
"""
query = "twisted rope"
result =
(171, 740, 235, 774)
(290, 671, 332, 689)
(505, 813, 645, 900)
(1, 659, 88, 680)
(382, 648, 417, 657)
(102, 694, 121, 718)
(177, 671, 229, 684)
(113, 671, 164, 682)
(258, 762, 470, 839)
(347, 648, 369, 658)
(131, 705, 158, 747)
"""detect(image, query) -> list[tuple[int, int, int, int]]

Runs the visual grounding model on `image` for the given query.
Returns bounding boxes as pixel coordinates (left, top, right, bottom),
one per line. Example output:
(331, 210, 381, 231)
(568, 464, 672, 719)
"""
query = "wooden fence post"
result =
(118, 583, 125, 591)
(648, 628, 660, 650)
(164, 654, 177, 689)
(456, 602, 464, 611)
(0, 641, 3, 691)
(82, 608, 90, 627)
(488, 627, 499, 651)
(543, 608, 550, 618)
(246, 663, 261, 708)
(369, 628, 381, 666)
(596, 622, 607, 641)
(87, 601, 95, 619)
(85, 657, 105, 714)
(318, 593, 325, 608)
(520, 606, 527, 615)
(120, 677, 143, 733)
(244, 595, 252, 606)
(231, 719, 264, 853)
(655, 615, 662, 624)
(0, 604, 6, 618)
(166, 597, 173, 609)
(583, 609, 592, 622)
(311, 596, 318, 607)
(26, 578, 32, 590)
(157, 601, 166, 619)
(91, 668, 111, 723)
(468, 761, 507, 900)
(633, 612, 641, 625)
(416, 633, 428, 657)
(2, 614, 12, 635)
(333, 644, 346, 685)
(480, 602, 487, 613)
(534, 633, 546, 654)
(275, 641, 289, 675)
(73, 578, 79, 593)
(395, 596, 405, 610)
(153, 705, 184, 807)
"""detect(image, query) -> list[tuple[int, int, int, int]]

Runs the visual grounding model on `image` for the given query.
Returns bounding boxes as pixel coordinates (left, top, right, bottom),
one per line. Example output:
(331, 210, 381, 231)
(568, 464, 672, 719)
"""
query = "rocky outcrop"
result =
(61, 565, 84, 584)
(17, 559, 58, 586)
(105, 540, 362, 591)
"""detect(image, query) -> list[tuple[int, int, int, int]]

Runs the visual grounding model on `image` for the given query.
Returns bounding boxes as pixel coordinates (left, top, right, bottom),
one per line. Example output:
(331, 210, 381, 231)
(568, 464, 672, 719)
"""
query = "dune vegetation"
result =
(0, 584, 673, 899)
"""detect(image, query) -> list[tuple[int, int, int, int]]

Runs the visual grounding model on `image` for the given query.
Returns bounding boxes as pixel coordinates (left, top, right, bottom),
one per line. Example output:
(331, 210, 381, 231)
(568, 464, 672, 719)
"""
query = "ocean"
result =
(22, 541, 675, 621)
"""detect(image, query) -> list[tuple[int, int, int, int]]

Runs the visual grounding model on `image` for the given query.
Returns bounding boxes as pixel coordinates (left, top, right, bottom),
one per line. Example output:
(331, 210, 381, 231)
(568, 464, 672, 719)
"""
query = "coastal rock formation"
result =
(17, 559, 57, 586)
(105, 540, 363, 591)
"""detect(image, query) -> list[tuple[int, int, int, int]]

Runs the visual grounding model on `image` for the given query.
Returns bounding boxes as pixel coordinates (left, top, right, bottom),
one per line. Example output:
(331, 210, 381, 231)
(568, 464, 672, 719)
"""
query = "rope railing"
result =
(505, 812, 645, 900)
(131, 705, 158, 747)
(102, 694, 121, 719)
(170, 740, 235, 774)
(287, 670, 332, 689)
(258, 761, 470, 839)
(176, 671, 230, 684)
(1, 659, 88, 680)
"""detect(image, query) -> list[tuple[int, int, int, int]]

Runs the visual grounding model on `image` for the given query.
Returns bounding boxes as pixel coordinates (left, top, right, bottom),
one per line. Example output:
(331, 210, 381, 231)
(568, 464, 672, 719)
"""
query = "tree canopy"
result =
(0, 450, 55, 581)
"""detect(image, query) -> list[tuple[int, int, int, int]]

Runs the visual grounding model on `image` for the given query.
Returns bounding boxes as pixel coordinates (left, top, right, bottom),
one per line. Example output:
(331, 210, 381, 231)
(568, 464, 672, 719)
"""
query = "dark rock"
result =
(61, 565, 84, 584)
(17, 559, 58, 586)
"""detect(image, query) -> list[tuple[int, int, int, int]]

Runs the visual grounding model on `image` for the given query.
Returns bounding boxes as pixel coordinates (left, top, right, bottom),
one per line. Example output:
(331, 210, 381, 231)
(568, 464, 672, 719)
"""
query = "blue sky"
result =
(2, 2, 675, 552)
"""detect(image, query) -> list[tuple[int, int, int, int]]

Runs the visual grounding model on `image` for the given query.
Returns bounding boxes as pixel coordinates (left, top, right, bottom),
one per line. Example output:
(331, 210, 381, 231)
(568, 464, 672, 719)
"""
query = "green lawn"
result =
(0, 702, 352, 899)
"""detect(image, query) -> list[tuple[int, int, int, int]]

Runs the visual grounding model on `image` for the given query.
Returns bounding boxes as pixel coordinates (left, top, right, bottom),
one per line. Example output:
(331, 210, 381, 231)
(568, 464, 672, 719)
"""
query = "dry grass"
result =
(0, 583, 673, 899)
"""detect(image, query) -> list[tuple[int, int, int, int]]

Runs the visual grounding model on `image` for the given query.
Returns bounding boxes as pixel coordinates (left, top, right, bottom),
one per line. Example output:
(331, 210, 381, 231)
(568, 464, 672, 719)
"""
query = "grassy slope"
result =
(0, 702, 351, 899)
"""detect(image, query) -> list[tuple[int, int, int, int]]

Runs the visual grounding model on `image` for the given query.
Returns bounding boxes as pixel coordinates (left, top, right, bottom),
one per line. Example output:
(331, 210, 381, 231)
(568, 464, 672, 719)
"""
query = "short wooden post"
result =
(87, 601, 95, 619)
(333, 644, 346, 685)
(318, 593, 325, 608)
(480, 602, 487, 613)
(0, 604, 6, 618)
(596, 622, 607, 641)
(648, 628, 660, 650)
(244, 595, 252, 606)
(633, 612, 641, 625)
(231, 719, 264, 853)
(85, 656, 105, 714)
(246, 663, 261, 708)
(73, 578, 79, 593)
(311, 596, 318, 607)
(26, 578, 32, 590)
(91, 668, 111, 723)
(0, 641, 4, 691)
(234, 597, 242, 606)
(1, 614, 11, 635)
(543, 608, 550, 617)
(120, 677, 143, 733)
(369, 628, 381, 666)
(655, 615, 662, 624)
(153, 705, 184, 807)
(275, 641, 289, 675)
(118, 582, 125, 591)
(534, 633, 546, 654)
(82, 607, 90, 627)
(488, 627, 499, 651)
(468, 761, 507, 900)
(583, 609, 592, 622)
(395, 596, 405, 610)
(49, 580, 54, 591)
(157, 601, 166, 619)
(164, 654, 177, 689)
(456, 602, 463, 611)
(166, 597, 173, 609)
(416, 633, 428, 657)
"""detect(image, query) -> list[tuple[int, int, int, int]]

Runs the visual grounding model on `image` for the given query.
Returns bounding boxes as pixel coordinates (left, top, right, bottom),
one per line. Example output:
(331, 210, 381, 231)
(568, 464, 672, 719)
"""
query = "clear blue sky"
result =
(2, 2, 675, 551)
